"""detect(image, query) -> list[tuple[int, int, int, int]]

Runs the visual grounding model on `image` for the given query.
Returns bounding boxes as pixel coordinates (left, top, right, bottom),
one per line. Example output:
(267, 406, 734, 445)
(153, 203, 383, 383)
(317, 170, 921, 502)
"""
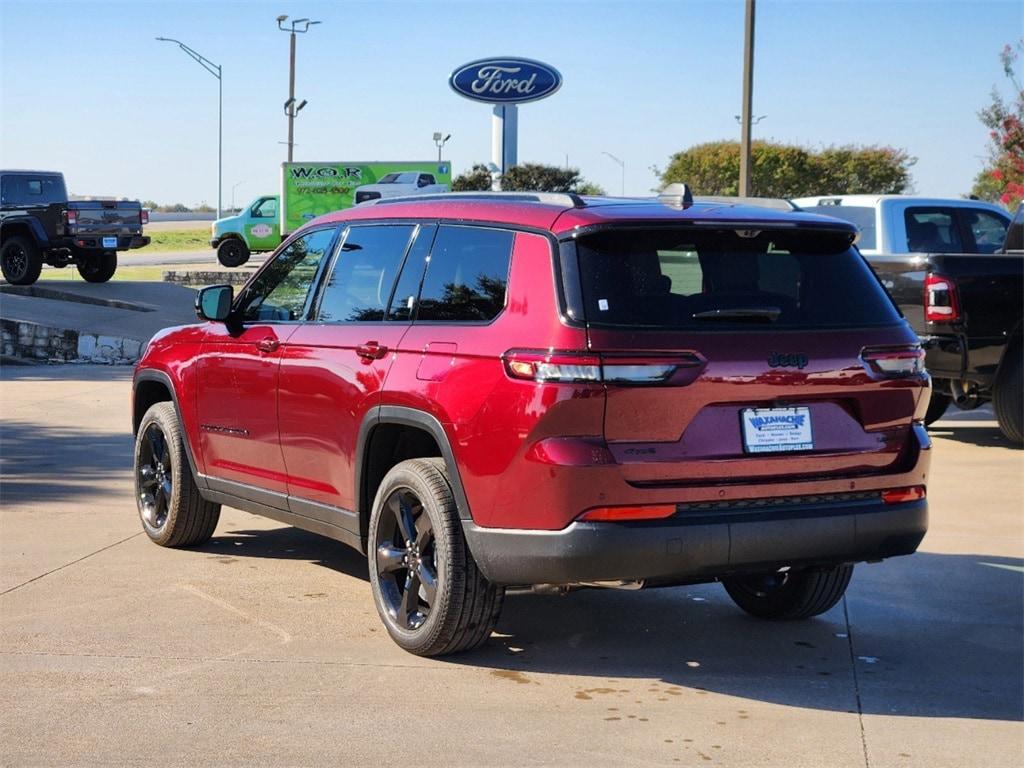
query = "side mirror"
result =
(196, 284, 234, 322)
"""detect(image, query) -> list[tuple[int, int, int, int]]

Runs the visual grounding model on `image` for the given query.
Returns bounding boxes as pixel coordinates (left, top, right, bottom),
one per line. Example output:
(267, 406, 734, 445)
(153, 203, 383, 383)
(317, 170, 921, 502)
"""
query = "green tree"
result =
(502, 163, 583, 192)
(658, 140, 914, 198)
(575, 180, 607, 196)
(971, 41, 1024, 208)
(452, 163, 493, 191)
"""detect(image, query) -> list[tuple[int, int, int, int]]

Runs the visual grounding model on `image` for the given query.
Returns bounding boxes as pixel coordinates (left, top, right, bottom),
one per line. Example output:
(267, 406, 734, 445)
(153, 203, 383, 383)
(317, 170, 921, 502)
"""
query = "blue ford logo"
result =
(449, 57, 562, 104)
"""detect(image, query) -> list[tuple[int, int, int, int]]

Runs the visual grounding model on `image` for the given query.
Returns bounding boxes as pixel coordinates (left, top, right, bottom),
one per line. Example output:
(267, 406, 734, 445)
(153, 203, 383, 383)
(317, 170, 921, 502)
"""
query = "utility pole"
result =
(739, 0, 756, 197)
(602, 151, 626, 196)
(156, 37, 223, 218)
(277, 15, 320, 162)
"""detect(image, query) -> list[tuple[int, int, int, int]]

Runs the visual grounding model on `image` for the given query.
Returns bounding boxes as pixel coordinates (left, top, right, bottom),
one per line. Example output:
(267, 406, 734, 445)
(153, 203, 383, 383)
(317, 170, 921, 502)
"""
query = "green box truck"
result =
(209, 161, 451, 267)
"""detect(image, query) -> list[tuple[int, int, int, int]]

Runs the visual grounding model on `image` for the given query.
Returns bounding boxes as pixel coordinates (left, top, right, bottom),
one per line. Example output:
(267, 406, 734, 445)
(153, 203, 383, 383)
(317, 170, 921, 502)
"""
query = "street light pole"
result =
(602, 151, 625, 196)
(156, 37, 223, 218)
(277, 15, 320, 162)
(433, 132, 451, 163)
(231, 181, 244, 211)
(739, 0, 756, 197)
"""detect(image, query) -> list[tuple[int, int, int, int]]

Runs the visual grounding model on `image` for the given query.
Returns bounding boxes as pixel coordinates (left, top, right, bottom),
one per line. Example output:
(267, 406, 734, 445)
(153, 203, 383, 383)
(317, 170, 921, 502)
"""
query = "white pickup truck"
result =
(792, 195, 1010, 256)
(353, 171, 449, 205)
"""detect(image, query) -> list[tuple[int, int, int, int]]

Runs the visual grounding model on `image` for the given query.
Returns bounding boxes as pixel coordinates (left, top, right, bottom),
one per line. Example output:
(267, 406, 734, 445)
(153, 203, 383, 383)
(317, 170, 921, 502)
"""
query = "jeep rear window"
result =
(566, 228, 901, 330)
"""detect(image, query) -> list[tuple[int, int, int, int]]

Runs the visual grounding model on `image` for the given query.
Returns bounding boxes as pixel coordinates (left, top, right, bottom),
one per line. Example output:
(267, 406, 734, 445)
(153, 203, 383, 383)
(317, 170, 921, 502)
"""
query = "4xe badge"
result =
(768, 352, 809, 369)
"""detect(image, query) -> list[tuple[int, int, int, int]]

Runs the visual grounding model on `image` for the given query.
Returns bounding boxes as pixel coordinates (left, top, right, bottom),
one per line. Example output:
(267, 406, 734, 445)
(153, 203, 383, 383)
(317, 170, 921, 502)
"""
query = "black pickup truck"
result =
(867, 205, 1023, 444)
(0, 170, 150, 285)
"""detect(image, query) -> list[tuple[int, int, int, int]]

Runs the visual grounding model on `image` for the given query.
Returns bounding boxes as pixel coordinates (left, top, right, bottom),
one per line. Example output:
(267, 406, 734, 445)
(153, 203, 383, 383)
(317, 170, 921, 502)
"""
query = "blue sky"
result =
(1, 0, 1020, 206)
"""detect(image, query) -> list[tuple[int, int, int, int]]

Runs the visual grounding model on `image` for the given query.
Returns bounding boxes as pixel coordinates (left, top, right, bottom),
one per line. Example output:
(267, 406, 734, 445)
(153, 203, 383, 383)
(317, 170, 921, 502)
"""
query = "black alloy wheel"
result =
(1, 235, 43, 285)
(374, 487, 439, 630)
(137, 422, 173, 531)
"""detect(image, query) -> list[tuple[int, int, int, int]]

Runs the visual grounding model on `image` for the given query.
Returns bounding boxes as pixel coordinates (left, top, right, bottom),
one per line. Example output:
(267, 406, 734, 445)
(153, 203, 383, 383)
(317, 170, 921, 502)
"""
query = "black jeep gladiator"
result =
(0, 170, 150, 285)
(867, 205, 1023, 444)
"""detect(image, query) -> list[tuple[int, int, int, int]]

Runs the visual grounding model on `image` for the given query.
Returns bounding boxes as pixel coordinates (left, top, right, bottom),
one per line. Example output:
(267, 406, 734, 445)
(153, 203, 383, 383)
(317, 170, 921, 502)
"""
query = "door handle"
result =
(256, 337, 280, 353)
(356, 341, 388, 360)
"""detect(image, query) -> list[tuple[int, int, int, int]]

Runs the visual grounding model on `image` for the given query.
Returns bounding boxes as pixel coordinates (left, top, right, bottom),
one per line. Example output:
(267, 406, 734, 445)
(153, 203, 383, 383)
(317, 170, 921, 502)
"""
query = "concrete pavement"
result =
(1, 366, 1021, 767)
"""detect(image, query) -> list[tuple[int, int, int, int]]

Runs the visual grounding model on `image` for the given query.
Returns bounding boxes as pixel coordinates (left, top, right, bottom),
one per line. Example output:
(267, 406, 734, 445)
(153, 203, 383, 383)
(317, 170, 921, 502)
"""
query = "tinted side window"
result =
(904, 208, 962, 253)
(238, 227, 337, 322)
(316, 224, 415, 322)
(387, 224, 436, 321)
(1, 174, 65, 206)
(416, 226, 513, 322)
(962, 208, 1009, 253)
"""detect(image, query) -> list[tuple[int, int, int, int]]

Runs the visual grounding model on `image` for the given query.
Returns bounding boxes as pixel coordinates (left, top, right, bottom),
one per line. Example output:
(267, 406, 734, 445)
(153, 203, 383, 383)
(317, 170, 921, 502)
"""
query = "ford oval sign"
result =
(449, 57, 562, 105)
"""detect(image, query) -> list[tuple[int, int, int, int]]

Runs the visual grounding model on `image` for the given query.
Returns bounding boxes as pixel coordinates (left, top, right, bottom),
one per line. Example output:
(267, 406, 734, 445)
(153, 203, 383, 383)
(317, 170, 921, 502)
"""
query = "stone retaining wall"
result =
(1, 319, 142, 364)
(163, 270, 253, 287)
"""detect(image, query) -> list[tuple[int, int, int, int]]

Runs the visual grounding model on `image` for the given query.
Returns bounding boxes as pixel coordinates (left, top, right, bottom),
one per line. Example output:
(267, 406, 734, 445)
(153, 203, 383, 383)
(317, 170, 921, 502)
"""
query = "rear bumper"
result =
(463, 497, 928, 586)
(67, 234, 149, 251)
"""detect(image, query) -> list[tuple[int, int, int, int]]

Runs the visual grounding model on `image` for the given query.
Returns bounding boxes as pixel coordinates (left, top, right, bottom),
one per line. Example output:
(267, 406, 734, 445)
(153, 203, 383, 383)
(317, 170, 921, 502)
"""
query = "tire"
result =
(77, 251, 117, 282)
(134, 402, 221, 547)
(217, 238, 250, 268)
(367, 458, 504, 656)
(1, 234, 43, 285)
(722, 564, 853, 620)
(993, 350, 1023, 446)
(924, 390, 951, 426)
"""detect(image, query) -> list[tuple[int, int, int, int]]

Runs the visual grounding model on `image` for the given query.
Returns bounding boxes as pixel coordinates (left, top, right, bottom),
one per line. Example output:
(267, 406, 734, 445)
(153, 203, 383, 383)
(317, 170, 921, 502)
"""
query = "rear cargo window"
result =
(567, 228, 901, 330)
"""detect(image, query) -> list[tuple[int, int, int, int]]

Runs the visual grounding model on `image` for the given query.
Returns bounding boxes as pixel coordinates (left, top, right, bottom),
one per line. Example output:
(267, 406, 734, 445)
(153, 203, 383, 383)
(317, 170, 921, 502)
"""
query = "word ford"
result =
(470, 65, 537, 97)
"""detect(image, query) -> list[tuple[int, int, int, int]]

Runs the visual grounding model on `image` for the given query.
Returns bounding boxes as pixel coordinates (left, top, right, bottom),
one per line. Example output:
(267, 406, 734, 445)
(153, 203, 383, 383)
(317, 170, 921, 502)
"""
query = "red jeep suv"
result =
(132, 189, 931, 656)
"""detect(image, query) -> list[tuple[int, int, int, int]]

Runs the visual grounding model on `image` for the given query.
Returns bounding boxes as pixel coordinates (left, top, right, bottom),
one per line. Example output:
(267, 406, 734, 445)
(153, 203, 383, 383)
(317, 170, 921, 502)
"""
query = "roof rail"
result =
(361, 191, 587, 209)
(657, 183, 694, 209)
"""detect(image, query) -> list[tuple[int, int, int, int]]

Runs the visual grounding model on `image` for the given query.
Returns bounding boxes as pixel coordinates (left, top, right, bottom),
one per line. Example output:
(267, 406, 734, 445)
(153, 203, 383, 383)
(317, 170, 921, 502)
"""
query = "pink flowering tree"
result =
(973, 41, 1024, 209)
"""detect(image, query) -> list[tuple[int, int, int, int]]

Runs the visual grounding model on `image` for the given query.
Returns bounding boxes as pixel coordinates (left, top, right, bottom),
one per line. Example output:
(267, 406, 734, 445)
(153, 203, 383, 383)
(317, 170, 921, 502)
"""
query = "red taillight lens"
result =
(503, 351, 601, 383)
(924, 273, 960, 323)
(140, 209, 149, 225)
(66, 209, 78, 225)
(860, 345, 925, 378)
(881, 486, 926, 504)
(579, 504, 677, 522)
(503, 350, 702, 384)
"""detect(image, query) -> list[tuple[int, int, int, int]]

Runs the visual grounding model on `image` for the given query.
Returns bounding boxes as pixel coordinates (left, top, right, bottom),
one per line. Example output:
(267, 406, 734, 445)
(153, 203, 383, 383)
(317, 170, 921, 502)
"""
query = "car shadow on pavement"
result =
(194, 523, 1023, 723)
(454, 551, 1024, 723)
(928, 424, 1019, 449)
(199, 526, 370, 582)
(0, 419, 133, 504)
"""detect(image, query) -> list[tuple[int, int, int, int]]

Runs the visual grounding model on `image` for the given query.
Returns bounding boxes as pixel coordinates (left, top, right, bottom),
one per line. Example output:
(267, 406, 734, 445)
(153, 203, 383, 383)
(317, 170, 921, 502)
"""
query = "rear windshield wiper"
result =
(692, 307, 781, 322)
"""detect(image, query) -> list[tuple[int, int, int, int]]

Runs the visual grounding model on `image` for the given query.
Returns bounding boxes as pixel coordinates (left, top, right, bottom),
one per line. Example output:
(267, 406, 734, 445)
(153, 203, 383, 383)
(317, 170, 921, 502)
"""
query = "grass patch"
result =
(142, 227, 211, 252)
(38, 268, 184, 286)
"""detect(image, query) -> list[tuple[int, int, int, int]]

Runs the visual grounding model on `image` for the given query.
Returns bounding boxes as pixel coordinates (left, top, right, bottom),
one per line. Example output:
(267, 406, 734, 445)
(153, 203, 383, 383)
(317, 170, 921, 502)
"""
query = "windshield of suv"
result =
(566, 227, 901, 330)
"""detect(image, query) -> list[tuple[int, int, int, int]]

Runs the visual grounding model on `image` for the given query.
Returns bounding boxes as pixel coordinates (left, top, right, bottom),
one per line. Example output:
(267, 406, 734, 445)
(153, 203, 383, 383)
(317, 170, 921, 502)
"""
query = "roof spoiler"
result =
(658, 183, 694, 209)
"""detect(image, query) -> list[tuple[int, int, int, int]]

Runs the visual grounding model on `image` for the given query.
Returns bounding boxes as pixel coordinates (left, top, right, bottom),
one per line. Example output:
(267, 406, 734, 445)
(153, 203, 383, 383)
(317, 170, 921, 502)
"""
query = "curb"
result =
(0, 318, 142, 365)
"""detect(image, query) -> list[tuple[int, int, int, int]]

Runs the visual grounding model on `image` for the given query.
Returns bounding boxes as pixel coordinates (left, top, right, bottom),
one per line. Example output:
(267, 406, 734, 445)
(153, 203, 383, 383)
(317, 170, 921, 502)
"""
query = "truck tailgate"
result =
(69, 201, 143, 235)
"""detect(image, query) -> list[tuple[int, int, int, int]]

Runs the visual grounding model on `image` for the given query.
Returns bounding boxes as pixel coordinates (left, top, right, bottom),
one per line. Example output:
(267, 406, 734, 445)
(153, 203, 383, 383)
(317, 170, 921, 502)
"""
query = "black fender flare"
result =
(1, 214, 49, 249)
(133, 369, 206, 489)
(356, 406, 474, 533)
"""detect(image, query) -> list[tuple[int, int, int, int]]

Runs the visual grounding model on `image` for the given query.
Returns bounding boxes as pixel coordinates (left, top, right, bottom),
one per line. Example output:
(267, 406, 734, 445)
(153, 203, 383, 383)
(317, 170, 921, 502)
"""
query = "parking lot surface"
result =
(1, 365, 1021, 767)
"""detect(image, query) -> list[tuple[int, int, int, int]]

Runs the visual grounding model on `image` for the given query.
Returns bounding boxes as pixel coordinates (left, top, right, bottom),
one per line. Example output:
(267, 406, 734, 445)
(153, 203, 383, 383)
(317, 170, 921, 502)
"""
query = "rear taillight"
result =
(64, 208, 77, 235)
(578, 504, 677, 522)
(860, 345, 925, 378)
(140, 209, 149, 225)
(503, 349, 702, 385)
(924, 273, 960, 323)
(881, 486, 925, 504)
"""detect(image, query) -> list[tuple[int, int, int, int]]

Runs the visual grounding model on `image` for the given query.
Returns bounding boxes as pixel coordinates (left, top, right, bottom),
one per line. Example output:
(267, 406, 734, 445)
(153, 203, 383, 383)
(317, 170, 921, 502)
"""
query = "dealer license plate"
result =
(741, 407, 813, 453)
(102, 236, 117, 248)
